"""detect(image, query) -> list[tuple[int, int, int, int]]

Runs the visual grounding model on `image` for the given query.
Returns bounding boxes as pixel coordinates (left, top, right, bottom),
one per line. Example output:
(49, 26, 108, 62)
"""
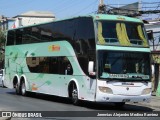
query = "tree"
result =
(0, 28, 6, 69)
(0, 28, 6, 48)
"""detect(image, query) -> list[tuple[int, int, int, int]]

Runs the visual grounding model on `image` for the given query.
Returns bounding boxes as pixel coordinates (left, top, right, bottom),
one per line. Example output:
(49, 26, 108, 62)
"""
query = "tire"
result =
(2, 81, 5, 88)
(71, 83, 79, 105)
(15, 83, 20, 95)
(21, 81, 27, 96)
(114, 102, 125, 107)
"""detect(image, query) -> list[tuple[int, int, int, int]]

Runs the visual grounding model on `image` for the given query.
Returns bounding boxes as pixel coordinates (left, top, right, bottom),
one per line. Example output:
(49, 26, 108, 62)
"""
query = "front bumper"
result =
(96, 93, 151, 103)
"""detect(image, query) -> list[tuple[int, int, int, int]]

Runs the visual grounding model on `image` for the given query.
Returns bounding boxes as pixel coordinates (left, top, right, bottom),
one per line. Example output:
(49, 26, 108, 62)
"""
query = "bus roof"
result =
(91, 14, 142, 23)
(8, 14, 143, 31)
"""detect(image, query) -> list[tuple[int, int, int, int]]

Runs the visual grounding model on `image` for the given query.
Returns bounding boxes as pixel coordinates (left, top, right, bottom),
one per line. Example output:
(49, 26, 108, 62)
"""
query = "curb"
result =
(135, 102, 160, 109)
(129, 96, 160, 109)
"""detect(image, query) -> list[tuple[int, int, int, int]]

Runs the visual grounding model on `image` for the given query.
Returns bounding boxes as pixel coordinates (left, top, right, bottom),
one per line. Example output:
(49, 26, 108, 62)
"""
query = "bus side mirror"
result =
(88, 61, 95, 76)
(147, 30, 153, 40)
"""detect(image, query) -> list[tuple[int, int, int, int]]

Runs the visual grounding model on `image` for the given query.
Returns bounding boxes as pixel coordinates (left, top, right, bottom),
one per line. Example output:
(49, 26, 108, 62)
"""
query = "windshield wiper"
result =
(130, 39, 143, 45)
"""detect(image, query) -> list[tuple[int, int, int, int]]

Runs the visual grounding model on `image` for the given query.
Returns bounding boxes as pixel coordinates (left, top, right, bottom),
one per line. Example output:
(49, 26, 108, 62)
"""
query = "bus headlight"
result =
(98, 86, 113, 94)
(141, 88, 152, 95)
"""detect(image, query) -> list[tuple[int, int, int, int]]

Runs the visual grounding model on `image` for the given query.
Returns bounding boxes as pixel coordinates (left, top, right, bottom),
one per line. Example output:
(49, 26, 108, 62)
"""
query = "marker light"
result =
(141, 88, 152, 95)
(99, 86, 113, 94)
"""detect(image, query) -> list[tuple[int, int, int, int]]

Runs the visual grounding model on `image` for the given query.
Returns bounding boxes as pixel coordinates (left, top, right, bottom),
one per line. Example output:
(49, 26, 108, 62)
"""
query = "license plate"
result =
(122, 99, 130, 102)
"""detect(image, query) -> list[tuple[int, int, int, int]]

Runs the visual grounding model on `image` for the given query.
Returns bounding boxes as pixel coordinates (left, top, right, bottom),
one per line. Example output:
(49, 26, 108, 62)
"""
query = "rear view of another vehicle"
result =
(0, 69, 5, 87)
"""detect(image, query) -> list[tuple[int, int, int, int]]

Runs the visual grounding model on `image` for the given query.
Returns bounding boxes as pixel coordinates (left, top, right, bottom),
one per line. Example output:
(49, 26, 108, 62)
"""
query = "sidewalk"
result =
(133, 96, 160, 109)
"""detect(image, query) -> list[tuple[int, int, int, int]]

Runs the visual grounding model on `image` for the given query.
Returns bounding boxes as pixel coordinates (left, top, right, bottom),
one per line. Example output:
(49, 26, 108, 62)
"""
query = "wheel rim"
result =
(72, 89, 78, 101)
(72, 84, 78, 103)
(15, 84, 19, 94)
(21, 83, 26, 95)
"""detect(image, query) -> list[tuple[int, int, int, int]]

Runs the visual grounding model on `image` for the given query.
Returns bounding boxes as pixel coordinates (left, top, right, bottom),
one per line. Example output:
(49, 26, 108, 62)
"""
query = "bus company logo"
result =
(48, 45, 60, 52)
(126, 87, 129, 91)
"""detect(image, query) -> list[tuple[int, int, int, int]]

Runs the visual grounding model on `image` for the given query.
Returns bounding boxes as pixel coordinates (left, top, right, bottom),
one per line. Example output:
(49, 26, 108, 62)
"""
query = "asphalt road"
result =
(0, 86, 160, 120)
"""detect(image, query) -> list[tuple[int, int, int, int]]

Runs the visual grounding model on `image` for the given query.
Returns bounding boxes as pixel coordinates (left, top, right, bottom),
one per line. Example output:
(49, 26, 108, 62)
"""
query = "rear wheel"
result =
(21, 81, 27, 96)
(15, 83, 20, 95)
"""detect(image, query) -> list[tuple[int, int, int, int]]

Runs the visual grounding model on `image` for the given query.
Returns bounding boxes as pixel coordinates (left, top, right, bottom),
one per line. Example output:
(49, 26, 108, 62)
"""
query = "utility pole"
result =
(100, 0, 104, 5)
(138, 0, 142, 11)
(98, 0, 107, 14)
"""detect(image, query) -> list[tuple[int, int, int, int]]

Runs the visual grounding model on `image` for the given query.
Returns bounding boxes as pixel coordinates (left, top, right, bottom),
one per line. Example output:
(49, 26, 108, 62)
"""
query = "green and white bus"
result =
(5, 14, 151, 106)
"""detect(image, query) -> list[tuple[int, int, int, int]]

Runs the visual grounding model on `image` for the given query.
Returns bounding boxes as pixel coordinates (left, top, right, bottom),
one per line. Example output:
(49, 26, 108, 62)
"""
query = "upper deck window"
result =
(97, 21, 148, 47)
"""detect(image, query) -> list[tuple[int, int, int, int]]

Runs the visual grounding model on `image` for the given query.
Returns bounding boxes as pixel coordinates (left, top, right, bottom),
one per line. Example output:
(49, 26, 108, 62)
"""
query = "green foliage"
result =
(0, 29, 6, 47)
(0, 29, 5, 69)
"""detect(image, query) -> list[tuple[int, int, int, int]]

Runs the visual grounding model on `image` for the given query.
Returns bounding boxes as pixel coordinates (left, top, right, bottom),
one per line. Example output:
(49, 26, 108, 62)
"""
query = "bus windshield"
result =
(97, 21, 149, 47)
(98, 51, 150, 81)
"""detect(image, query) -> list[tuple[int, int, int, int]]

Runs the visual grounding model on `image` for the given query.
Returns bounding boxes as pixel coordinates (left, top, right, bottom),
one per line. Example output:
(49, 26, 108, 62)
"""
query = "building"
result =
(0, 15, 15, 31)
(145, 20, 160, 96)
(0, 11, 55, 69)
(145, 20, 160, 51)
(12, 11, 56, 28)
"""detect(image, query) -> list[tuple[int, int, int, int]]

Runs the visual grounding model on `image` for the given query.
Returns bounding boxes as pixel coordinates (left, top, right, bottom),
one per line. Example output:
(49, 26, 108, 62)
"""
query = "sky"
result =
(0, 0, 159, 20)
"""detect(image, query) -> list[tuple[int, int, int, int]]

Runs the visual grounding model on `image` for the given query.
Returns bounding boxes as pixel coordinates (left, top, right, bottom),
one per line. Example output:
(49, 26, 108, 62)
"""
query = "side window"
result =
(26, 56, 73, 75)
(31, 27, 42, 43)
(51, 20, 75, 43)
(7, 30, 15, 45)
(74, 17, 95, 54)
(59, 57, 73, 75)
(7, 19, 75, 45)
(22, 27, 32, 44)
(26, 57, 40, 73)
(15, 29, 23, 45)
(49, 57, 59, 74)
(40, 24, 53, 42)
(74, 17, 96, 76)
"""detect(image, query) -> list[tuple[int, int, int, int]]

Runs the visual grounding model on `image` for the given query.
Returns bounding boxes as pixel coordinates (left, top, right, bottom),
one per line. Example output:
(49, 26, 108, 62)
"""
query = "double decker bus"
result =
(5, 14, 151, 106)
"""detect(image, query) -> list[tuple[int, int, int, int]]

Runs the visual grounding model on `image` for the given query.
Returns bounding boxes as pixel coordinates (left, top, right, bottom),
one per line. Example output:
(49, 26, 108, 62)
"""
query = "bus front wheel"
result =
(71, 83, 79, 105)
